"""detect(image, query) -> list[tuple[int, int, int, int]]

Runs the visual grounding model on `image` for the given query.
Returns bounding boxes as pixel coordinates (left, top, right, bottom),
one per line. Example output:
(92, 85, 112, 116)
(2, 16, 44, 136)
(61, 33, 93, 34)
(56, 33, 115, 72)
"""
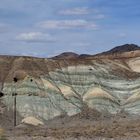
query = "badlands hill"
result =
(1, 44, 140, 122)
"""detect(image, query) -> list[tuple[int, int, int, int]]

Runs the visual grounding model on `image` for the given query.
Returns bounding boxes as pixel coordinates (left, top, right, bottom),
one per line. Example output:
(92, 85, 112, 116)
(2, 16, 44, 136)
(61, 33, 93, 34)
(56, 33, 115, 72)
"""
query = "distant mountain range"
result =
(52, 44, 140, 59)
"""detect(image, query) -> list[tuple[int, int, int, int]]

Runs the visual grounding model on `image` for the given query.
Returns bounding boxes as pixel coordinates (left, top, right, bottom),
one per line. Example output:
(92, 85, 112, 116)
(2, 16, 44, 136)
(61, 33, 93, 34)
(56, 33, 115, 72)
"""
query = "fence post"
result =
(13, 77, 18, 127)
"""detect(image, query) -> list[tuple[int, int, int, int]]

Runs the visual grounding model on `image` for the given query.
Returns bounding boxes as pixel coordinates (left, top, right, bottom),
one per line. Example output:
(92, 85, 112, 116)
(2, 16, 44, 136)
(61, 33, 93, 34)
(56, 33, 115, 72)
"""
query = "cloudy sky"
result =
(0, 0, 140, 57)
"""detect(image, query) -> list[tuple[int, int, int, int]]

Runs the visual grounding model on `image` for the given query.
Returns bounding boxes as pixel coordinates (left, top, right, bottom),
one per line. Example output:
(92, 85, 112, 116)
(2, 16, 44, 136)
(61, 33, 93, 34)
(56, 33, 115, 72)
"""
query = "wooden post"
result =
(13, 77, 18, 127)
(14, 93, 17, 127)
(12, 92, 17, 127)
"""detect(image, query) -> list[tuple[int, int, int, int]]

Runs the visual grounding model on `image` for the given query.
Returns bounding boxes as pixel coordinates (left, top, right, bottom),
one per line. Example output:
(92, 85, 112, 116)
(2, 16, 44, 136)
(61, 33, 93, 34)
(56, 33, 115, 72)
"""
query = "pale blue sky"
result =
(0, 0, 140, 57)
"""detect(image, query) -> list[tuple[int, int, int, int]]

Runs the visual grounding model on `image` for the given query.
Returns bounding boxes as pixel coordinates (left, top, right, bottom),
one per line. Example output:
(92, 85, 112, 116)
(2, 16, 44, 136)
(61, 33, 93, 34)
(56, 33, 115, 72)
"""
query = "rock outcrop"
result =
(21, 116, 44, 126)
(1, 44, 140, 121)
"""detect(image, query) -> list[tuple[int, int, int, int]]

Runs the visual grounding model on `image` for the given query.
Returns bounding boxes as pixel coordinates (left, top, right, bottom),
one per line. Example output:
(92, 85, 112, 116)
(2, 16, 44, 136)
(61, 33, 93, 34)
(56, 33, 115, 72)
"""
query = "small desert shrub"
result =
(0, 128, 7, 140)
(0, 137, 8, 140)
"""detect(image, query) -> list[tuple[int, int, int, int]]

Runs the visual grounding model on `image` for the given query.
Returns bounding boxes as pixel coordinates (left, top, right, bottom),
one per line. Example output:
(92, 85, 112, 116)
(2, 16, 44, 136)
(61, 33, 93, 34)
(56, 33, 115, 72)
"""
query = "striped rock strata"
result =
(1, 44, 140, 121)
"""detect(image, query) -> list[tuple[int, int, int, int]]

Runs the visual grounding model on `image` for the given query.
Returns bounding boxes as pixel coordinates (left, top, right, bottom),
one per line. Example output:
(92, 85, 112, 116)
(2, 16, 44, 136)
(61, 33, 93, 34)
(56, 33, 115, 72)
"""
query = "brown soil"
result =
(1, 109, 140, 140)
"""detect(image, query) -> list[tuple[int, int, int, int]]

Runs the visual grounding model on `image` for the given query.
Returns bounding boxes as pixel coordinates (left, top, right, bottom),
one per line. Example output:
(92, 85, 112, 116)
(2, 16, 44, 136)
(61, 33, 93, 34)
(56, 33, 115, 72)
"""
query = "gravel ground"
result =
(1, 107, 140, 140)
(5, 136, 140, 140)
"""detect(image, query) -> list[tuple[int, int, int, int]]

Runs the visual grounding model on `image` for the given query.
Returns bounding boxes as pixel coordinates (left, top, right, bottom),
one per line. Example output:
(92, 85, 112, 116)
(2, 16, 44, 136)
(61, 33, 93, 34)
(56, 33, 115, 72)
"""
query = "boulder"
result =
(21, 116, 44, 126)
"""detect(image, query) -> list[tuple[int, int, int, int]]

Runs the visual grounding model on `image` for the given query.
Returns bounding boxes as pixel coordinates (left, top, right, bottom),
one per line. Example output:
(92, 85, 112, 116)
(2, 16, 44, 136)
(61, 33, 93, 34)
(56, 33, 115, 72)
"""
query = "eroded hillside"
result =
(1, 44, 140, 122)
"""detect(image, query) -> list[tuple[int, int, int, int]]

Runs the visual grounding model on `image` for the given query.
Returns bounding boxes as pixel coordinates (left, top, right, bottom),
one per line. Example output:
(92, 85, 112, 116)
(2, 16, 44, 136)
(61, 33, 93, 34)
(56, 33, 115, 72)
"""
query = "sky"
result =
(0, 0, 140, 57)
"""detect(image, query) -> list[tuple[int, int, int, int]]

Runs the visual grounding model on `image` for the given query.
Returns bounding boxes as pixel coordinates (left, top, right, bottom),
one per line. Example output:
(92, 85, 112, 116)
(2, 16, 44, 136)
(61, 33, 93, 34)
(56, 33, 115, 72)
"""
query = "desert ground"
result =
(1, 107, 140, 140)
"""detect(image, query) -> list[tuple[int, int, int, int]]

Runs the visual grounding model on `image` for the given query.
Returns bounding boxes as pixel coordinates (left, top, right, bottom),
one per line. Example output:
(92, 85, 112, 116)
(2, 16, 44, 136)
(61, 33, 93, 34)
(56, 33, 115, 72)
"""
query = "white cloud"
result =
(20, 52, 38, 56)
(59, 7, 90, 15)
(58, 7, 105, 19)
(38, 20, 98, 30)
(16, 32, 55, 43)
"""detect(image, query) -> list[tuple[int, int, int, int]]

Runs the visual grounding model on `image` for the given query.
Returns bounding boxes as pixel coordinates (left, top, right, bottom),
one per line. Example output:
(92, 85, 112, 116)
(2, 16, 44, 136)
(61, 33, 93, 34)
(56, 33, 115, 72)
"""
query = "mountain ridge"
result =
(52, 44, 140, 59)
(101, 44, 140, 54)
(0, 44, 139, 59)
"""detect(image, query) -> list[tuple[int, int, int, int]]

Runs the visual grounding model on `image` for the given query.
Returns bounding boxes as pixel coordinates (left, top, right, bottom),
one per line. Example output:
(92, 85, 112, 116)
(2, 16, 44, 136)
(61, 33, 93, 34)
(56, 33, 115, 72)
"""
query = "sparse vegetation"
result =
(0, 128, 7, 140)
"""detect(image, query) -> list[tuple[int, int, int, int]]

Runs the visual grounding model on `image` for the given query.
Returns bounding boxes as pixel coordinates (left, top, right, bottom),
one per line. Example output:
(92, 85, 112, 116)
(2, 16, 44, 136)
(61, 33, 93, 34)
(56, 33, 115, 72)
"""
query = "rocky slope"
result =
(1, 44, 140, 122)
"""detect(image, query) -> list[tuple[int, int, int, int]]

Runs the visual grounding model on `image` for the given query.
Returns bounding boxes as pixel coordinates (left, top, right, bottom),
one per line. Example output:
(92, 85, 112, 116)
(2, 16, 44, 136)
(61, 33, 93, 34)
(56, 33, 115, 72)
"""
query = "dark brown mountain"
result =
(92, 44, 140, 59)
(102, 44, 140, 54)
(52, 52, 79, 59)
